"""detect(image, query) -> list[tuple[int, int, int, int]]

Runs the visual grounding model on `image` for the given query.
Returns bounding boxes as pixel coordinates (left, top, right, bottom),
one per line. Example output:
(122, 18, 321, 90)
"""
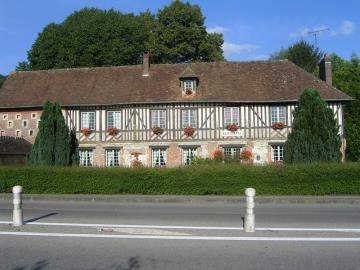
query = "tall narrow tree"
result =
(284, 89, 341, 163)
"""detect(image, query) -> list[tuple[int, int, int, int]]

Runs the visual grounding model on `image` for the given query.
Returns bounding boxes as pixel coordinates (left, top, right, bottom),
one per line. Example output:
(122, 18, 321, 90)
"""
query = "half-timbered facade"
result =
(0, 54, 352, 166)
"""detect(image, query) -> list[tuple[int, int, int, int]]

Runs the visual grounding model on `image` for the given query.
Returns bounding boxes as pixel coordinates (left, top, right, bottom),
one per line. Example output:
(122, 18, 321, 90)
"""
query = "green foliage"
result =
(18, 3, 224, 70)
(270, 40, 323, 74)
(0, 74, 5, 88)
(0, 163, 359, 195)
(285, 89, 341, 163)
(148, 0, 224, 63)
(332, 54, 360, 161)
(28, 101, 77, 166)
(15, 61, 30, 71)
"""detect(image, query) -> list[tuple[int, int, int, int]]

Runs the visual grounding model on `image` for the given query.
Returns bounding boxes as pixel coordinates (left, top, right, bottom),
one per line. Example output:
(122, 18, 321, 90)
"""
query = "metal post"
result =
(12, 186, 23, 226)
(244, 188, 255, 232)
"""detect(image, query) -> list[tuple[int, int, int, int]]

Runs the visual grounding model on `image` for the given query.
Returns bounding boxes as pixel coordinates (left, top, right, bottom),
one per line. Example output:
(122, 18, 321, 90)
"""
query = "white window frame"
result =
(151, 110, 166, 129)
(224, 107, 240, 126)
(107, 111, 121, 129)
(7, 120, 13, 129)
(31, 113, 37, 119)
(15, 130, 21, 137)
(271, 106, 286, 125)
(152, 148, 167, 167)
(2, 114, 8, 120)
(271, 145, 284, 162)
(223, 147, 242, 161)
(22, 120, 28, 128)
(183, 148, 197, 165)
(81, 111, 96, 130)
(106, 149, 120, 167)
(183, 79, 195, 92)
(16, 114, 21, 120)
(182, 109, 197, 128)
(79, 149, 94, 167)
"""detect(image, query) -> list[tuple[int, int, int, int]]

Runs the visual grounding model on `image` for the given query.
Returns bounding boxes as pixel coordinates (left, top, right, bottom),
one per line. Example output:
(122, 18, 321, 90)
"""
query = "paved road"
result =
(0, 199, 360, 270)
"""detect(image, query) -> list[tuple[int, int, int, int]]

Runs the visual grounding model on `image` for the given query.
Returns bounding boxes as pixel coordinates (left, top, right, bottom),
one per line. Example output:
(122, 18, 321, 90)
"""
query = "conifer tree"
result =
(284, 89, 341, 163)
(53, 103, 71, 165)
(69, 129, 79, 166)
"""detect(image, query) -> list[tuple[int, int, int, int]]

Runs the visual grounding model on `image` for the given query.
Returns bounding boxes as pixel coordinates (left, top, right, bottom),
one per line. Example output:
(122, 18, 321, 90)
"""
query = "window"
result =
(22, 120, 28, 128)
(223, 147, 242, 161)
(271, 145, 284, 162)
(7, 121, 13, 128)
(183, 148, 197, 165)
(16, 114, 21, 120)
(81, 112, 95, 130)
(31, 113, 37, 119)
(182, 109, 197, 128)
(107, 111, 121, 129)
(151, 110, 166, 129)
(224, 107, 240, 126)
(106, 149, 120, 167)
(29, 130, 34, 136)
(2, 115, 8, 120)
(15, 130, 21, 137)
(271, 106, 286, 124)
(1, 131, 4, 136)
(152, 148, 167, 167)
(79, 149, 93, 166)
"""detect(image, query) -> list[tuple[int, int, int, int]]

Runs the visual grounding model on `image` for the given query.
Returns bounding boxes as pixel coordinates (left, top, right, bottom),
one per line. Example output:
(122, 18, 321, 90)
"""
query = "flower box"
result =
(152, 126, 164, 135)
(226, 123, 239, 132)
(183, 126, 195, 137)
(107, 127, 119, 136)
(185, 88, 193, 95)
(272, 122, 286, 130)
(81, 128, 92, 136)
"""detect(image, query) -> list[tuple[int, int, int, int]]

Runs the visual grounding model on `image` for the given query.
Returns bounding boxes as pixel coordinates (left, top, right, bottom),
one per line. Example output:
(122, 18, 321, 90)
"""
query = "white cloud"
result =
(222, 42, 259, 55)
(340, 20, 355, 35)
(207, 26, 229, 34)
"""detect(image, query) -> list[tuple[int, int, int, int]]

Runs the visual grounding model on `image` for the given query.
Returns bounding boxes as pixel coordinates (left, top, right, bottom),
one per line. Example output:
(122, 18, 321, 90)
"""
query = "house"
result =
(0, 53, 352, 167)
(0, 136, 31, 165)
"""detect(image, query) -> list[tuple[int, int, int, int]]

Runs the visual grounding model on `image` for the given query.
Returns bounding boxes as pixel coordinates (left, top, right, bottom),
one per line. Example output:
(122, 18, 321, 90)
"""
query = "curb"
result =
(1, 194, 360, 205)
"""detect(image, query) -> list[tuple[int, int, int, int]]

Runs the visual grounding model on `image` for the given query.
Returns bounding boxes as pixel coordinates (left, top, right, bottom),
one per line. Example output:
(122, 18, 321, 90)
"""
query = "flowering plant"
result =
(81, 128, 92, 136)
(185, 88, 193, 95)
(213, 149, 224, 160)
(240, 149, 253, 161)
(152, 126, 164, 135)
(272, 122, 286, 130)
(107, 127, 119, 136)
(131, 159, 142, 167)
(183, 126, 195, 137)
(226, 123, 239, 132)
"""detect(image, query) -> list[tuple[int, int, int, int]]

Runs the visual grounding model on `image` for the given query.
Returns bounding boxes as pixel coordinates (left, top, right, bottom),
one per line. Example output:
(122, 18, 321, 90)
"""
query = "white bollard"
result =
(244, 188, 256, 232)
(12, 186, 23, 226)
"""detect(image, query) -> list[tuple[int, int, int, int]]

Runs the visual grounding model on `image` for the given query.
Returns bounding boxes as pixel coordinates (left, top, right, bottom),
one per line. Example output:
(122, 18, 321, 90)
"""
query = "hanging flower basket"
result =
(185, 88, 193, 95)
(226, 123, 239, 132)
(107, 127, 119, 136)
(240, 149, 253, 161)
(272, 122, 286, 130)
(183, 126, 195, 137)
(152, 126, 164, 135)
(81, 128, 92, 136)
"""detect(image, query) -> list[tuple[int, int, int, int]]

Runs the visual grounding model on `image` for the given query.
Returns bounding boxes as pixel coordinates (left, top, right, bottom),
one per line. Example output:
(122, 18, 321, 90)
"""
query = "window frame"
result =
(79, 149, 94, 167)
(182, 79, 196, 94)
(224, 107, 240, 126)
(151, 148, 167, 167)
(182, 147, 197, 165)
(80, 111, 96, 130)
(271, 145, 284, 162)
(181, 109, 197, 128)
(150, 109, 167, 129)
(106, 111, 121, 129)
(105, 148, 121, 167)
(22, 120, 28, 128)
(31, 113, 37, 119)
(222, 146, 242, 161)
(270, 106, 287, 125)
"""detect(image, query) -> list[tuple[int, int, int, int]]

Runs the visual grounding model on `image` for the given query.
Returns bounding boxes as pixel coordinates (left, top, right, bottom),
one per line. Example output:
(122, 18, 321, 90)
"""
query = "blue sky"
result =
(0, 0, 359, 75)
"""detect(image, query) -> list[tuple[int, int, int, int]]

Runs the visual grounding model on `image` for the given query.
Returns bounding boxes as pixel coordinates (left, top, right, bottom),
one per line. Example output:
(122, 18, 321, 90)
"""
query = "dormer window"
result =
(183, 79, 195, 95)
(179, 65, 198, 96)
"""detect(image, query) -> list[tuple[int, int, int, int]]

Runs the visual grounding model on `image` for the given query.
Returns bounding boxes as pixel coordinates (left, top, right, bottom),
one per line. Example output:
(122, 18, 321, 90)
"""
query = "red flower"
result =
(226, 123, 239, 131)
(183, 126, 195, 137)
(213, 149, 224, 160)
(185, 88, 193, 95)
(107, 127, 119, 136)
(240, 149, 253, 161)
(152, 126, 164, 135)
(272, 122, 286, 130)
(131, 159, 142, 167)
(81, 128, 92, 136)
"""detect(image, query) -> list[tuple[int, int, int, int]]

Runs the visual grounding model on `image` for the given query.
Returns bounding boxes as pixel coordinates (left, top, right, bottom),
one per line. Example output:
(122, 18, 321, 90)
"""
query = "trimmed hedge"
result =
(0, 163, 359, 195)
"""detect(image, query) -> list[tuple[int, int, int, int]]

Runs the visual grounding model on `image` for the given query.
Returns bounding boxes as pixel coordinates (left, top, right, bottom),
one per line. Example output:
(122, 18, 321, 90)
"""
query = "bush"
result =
(0, 163, 359, 195)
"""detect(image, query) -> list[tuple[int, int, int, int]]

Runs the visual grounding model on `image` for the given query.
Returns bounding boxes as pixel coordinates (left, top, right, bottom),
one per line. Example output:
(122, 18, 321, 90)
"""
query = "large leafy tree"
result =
(148, 0, 224, 63)
(22, 8, 155, 70)
(270, 40, 323, 74)
(332, 53, 360, 161)
(284, 89, 341, 163)
(0, 74, 5, 88)
(28, 101, 78, 165)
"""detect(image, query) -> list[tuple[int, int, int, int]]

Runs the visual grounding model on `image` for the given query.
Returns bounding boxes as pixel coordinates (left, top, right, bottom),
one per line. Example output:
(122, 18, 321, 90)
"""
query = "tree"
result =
(270, 40, 323, 74)
(0, 74, 5, 88)
(28, 101, 78, 165)
(16, 61, 30, 71)
(332, 53, 360, 161)
(148, 0, 224, 63)
(284, 89, 341, 163)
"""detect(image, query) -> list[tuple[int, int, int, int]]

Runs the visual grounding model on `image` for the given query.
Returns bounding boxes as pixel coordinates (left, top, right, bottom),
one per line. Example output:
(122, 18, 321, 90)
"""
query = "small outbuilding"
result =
(0, 136, 32, 165)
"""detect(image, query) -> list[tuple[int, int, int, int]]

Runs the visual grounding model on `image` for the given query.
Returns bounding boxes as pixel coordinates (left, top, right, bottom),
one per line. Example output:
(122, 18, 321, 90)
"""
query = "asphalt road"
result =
(0, 200, 360, 270)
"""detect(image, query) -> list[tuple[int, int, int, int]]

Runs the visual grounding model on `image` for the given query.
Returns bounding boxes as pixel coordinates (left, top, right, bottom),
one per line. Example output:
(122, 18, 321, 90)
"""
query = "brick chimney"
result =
(142, 52, 150, 77)
(319, 54, 332, 86)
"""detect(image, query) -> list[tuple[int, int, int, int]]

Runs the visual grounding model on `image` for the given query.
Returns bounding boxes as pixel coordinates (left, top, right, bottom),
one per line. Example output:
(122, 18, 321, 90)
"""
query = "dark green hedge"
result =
(0, 163, 359, 195)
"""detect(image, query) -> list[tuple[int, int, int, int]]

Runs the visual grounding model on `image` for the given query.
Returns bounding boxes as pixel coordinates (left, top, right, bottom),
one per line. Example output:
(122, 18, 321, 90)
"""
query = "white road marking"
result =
(99, 227, 192, 236)
(0, 221, 359, 232)
(0, 231, 360, 241)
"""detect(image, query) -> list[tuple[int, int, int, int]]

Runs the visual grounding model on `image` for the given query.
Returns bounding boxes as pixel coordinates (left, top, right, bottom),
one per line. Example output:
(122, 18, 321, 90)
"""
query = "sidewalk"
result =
(1, 193, 360, 204)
